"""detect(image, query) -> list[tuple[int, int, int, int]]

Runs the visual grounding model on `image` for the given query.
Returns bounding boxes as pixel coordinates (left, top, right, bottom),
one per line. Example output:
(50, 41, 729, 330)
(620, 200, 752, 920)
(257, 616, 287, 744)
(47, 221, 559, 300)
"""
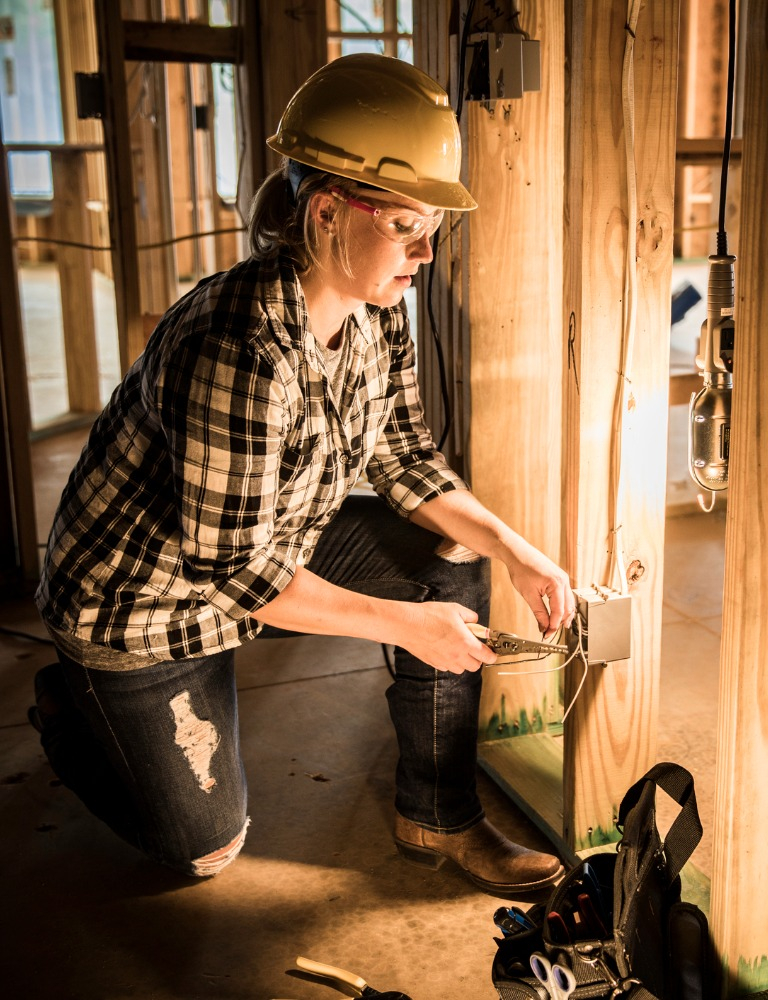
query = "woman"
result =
(33, 53, 574, 895)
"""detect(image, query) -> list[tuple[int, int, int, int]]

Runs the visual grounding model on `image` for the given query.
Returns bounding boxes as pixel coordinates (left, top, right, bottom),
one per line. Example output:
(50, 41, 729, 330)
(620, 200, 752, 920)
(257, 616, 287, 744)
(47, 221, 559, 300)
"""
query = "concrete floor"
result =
(0, 423, 724, 1000)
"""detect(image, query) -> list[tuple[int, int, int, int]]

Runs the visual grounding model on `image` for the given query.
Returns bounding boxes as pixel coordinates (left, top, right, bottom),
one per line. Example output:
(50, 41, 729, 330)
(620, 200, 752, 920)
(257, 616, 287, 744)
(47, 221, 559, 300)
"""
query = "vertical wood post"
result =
(561, 0, 678, 851)
(460, 1, 566, 749)
(413, 1, 461, 473)
(237, 1, 326, 223)
(710, 3, 768, 993)
(95, 0, 145, 372)
(50, 150, 101, 413)
(0, 142, 39, 583)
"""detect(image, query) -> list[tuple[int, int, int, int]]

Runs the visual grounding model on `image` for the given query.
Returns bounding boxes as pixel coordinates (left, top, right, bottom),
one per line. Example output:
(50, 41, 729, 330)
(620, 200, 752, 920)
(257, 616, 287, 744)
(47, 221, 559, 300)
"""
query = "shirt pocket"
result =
(279, 433, 324, 493)
(359, 387, 397, 464)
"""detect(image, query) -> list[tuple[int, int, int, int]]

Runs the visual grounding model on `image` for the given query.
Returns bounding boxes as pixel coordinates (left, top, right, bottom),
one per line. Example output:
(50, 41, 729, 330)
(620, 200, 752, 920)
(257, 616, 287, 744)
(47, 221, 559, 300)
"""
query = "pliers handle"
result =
(467, 623, 569, 656)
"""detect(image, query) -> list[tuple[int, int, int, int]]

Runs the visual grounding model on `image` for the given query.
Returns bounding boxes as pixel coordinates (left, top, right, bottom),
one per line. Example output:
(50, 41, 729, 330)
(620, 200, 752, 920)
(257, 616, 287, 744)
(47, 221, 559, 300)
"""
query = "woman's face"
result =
(319, 188, 437, 309)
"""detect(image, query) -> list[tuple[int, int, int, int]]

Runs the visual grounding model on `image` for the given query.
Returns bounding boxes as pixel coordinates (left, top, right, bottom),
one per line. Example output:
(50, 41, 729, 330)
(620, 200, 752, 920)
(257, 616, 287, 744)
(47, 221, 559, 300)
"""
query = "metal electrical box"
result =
(464, 32, 541, 102)
(573, 587, 632, 665)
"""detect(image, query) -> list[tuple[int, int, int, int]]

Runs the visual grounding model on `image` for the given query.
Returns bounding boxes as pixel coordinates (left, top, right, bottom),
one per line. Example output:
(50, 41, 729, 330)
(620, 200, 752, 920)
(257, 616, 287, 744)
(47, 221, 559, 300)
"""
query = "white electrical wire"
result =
(561, 616, 590, 722)
(610, 0, 642, 598)
(491, 618, 590, 723)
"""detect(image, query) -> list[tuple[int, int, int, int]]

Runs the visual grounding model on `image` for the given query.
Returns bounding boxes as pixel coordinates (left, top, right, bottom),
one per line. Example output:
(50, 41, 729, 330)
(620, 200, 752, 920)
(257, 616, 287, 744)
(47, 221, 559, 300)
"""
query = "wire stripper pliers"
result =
(467, 623, 570, 657)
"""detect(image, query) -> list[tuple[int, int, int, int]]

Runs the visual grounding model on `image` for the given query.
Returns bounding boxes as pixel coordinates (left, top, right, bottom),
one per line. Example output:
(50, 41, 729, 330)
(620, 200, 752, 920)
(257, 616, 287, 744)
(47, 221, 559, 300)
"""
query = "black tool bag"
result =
(492, 762, 711, 1000)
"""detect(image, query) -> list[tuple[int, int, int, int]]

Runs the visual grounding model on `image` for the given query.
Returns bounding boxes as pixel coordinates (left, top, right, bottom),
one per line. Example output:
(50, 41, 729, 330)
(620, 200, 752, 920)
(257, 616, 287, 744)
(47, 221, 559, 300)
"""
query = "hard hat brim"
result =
(267, 136, 478, 212)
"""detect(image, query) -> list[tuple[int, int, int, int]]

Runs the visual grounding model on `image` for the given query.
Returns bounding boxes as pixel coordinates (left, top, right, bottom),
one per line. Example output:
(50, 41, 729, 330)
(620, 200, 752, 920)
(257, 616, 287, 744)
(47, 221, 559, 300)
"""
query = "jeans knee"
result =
(432, 544, 490, 609)
(171, 816, 250, 877)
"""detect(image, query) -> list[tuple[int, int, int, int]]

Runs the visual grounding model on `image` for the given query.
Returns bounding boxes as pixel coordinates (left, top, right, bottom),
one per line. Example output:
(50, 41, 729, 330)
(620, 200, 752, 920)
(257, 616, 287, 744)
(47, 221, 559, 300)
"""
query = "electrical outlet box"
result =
(466, 33, 524, 101)
(522, 39, 541, 92)
(572, 587, 632, 664)
(464, 33, 541, 102)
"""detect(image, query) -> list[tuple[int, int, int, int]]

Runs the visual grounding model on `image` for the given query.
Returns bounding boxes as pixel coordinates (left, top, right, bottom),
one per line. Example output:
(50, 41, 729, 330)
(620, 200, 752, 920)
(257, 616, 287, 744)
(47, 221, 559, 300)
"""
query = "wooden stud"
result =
(256, 0, 327, 170)
(233, 2, 266, 223)
(710, 2, 768, 992)
(50, 150, 101, 413)
(461, 0, 566, 752)
(561, 0, 678, 852)
(95, 0, 145, 372)
(0, 143, 39, 584)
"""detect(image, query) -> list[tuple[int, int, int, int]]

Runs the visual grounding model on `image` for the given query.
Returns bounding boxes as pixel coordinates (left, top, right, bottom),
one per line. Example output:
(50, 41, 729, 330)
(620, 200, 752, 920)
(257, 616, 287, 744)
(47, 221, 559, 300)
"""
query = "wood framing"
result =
(256, 1, 328, 177)
(459, 1, 566, 782)
(417, 0, 676, 858)
(412, 1, 462, 471)
(561, 0, 678, 852)
(0, 139, 39, 585)
(50, 149, 101, 413)
(710, 1, 768, 993)
(95, 0, 145, 372)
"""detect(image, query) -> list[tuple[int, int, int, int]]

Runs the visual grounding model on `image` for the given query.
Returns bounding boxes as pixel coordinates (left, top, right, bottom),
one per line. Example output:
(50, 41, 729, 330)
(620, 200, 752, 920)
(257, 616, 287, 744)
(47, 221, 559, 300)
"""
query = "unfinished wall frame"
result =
(421, 0, 676, 864)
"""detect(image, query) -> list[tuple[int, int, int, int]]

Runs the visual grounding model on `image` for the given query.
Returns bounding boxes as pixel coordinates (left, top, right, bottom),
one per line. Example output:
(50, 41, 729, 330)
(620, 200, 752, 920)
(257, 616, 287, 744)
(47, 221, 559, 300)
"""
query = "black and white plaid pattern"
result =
(36, 255, 467, 659)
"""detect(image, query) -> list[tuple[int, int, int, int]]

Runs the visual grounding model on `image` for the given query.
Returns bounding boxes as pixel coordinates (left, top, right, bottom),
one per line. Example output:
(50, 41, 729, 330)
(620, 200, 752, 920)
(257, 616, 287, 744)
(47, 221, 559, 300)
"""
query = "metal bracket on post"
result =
(74, 72, 105, 119)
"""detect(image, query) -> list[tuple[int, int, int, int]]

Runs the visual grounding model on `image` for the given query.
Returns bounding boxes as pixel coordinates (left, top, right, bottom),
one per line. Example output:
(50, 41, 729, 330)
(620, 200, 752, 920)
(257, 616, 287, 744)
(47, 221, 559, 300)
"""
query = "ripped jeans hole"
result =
(169, 690, 221, 794)
(191, 816, 251, 877)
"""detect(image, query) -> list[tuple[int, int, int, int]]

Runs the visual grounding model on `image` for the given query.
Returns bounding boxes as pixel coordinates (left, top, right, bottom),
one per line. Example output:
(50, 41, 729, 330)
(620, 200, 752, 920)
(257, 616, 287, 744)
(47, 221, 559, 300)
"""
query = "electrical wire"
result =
(382, 642, 395, 679)
(0, 626, 54, 645)
(490, 617, 590, 723)
(455, 0, 477, 125)
(426, 0, 476, 452)
(561, 616, 589, 722)
(232, 0, 249, 228)
(428, 227, 452, 451)
(12, 226, 244, 253)
(716, 0, 737, 257)
(609, 0, 642, 598)
(510, 4, 530, 40)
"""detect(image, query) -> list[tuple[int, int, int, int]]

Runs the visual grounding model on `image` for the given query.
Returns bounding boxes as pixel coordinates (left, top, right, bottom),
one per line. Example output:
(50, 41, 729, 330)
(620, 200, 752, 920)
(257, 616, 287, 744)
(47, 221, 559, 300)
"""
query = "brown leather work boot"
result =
(394, 813, 564, 899)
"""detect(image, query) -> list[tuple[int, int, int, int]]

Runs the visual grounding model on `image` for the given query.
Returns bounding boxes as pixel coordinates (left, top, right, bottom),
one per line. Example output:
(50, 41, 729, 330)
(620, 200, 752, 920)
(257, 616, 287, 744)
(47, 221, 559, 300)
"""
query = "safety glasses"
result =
(330, 187, 444, 245)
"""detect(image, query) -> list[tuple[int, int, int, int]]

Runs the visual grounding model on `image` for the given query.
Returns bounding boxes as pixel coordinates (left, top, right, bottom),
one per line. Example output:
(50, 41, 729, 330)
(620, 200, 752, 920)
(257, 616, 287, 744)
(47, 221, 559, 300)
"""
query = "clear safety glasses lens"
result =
(371, 207, 444, 244)
(331, 187, 443, 244)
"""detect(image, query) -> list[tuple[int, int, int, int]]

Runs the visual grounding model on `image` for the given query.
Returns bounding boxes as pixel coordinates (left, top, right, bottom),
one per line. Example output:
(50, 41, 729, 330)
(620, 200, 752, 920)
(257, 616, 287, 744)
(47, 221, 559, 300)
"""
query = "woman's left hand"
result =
(504, 537, 575, 638)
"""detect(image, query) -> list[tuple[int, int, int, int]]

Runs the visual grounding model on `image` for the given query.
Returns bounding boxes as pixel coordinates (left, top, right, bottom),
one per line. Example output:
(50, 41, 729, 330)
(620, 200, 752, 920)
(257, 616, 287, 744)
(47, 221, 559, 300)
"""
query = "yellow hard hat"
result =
(267, 53, 477, 212)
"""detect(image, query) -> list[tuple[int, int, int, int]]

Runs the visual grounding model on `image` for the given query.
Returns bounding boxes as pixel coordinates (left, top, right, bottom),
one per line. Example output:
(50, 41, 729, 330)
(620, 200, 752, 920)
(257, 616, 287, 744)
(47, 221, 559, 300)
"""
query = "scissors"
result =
(529, 952, 576, 1000)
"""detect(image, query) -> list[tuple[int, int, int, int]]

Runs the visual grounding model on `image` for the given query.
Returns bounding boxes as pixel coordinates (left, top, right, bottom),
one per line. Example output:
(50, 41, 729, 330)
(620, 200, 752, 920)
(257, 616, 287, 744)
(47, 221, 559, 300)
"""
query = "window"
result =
(0, 0, 63, 198)
(324, 2, 418, 349)
(326, 0, 413, 62)
(208, 0, 238, 203)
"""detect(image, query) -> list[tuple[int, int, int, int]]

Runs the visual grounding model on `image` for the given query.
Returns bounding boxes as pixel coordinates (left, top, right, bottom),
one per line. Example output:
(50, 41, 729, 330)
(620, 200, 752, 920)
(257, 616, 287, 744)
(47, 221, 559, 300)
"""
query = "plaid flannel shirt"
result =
(35, 254, 468, 660)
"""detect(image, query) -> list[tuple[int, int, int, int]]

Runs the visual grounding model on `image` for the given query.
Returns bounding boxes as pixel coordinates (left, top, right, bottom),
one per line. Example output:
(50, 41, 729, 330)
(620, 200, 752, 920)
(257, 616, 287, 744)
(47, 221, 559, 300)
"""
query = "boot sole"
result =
(395, 840, 447, 869)
(467, 863, 565, 899)
(395, 838, 564, 898)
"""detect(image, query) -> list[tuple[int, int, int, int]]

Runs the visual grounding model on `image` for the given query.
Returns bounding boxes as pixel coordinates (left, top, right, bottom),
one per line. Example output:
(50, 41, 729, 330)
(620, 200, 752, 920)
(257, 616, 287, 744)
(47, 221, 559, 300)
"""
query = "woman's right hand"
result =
(390, 601, 497, 674)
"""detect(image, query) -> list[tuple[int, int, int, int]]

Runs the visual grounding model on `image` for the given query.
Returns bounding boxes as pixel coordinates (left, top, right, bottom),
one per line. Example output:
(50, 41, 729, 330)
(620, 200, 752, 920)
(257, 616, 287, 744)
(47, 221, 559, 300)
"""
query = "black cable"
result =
(0, 626, 54, 645)
(716, 0, 737, 257)
(381, 642, 396, 679)
(426, 0, 476, 452)
(455, 0, 477, 124)
(428, 227, 452, 451)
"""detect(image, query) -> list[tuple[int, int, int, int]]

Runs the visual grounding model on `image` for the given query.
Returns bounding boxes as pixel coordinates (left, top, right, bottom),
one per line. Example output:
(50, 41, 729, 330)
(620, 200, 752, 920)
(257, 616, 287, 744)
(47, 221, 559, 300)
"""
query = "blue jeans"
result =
(42, 493, 491, 875)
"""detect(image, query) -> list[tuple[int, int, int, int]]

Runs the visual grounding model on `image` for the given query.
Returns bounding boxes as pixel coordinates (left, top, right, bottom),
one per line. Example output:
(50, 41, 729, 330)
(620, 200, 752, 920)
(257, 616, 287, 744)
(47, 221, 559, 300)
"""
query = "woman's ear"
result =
(309, 191, 337, 234)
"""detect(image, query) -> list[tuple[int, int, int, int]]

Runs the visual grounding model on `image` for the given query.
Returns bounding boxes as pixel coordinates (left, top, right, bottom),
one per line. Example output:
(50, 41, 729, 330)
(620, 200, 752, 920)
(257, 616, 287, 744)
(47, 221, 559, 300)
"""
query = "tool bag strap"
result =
(617, 761, 703, 883)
